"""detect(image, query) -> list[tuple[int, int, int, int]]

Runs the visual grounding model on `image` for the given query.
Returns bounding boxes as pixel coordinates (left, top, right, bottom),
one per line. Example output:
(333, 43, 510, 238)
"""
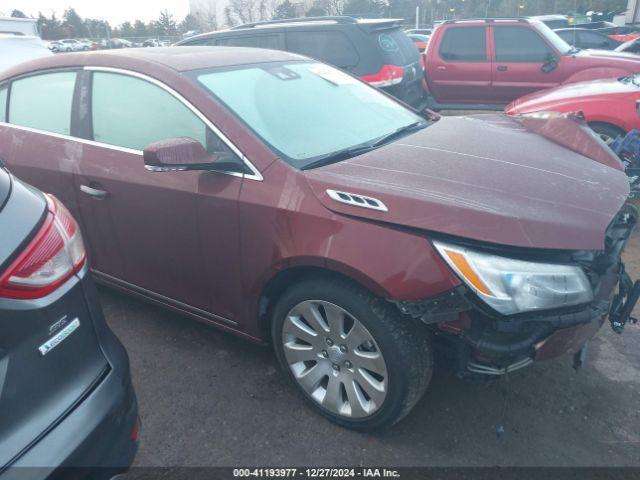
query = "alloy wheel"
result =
(282, 300, 388, 418)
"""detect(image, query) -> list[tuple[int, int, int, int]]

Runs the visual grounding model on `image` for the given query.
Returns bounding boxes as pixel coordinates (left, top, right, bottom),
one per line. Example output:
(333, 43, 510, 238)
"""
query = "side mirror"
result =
(143, 137, 217, 172)
(541, 54, 558, 73)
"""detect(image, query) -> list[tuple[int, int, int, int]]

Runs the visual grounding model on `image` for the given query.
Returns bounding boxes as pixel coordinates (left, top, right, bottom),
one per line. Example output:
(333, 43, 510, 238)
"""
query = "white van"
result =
(0, 17, 39, 36)
(0, 35, 52, 73)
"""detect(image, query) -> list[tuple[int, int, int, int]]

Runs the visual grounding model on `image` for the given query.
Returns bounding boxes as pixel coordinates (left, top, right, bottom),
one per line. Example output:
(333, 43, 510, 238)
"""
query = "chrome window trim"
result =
(0, 121, 143, 155)
(85, 66, 263, 181)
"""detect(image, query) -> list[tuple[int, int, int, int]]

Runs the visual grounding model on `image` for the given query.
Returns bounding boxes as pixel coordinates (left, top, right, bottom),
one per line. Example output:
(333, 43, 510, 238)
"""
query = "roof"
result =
(180, 16, 403, 44)
(0, 46, 305, 80)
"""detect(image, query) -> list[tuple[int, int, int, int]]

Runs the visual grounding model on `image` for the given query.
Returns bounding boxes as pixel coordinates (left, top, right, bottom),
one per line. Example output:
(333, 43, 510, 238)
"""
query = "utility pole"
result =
(415, 6, 419, 28)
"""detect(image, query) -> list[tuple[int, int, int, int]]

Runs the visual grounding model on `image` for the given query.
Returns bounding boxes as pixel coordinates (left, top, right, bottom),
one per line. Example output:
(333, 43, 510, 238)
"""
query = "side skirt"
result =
(91, 270, 266, 345)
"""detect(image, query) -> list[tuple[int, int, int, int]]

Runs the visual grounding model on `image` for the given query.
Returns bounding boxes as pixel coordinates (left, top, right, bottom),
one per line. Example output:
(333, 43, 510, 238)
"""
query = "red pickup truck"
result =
(423, 18, 640, 110)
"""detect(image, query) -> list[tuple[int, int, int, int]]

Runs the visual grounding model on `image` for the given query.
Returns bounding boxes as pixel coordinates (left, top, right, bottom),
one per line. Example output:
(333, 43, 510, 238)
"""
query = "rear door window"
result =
(8, 71, 76, 135)
(286, 31, 359, 68)
(493, 26, 553, 62)
(215, 34, 283, 50)
(439, 26, 487, 62)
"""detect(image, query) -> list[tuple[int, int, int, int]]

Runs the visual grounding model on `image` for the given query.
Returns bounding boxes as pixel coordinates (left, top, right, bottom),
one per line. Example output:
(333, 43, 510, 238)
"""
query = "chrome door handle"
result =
(80, 184, 109, 199)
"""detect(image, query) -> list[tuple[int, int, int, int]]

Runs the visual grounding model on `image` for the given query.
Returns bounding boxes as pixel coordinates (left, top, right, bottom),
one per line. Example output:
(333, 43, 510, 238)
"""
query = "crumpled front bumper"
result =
(393, 206, 638, 376)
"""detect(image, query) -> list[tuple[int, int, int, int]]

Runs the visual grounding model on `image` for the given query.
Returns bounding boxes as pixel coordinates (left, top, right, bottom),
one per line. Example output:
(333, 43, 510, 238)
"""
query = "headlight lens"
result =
(433, 240, 593, 315)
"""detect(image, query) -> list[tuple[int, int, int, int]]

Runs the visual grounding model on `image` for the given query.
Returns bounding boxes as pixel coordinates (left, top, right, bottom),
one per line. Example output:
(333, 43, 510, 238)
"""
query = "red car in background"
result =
(505, 74, 640, 143)
(422, 18, 640, 109)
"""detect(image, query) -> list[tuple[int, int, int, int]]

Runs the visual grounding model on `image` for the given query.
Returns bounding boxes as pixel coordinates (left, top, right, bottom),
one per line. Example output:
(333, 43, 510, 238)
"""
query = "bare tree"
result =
(224, 0, 277, 26)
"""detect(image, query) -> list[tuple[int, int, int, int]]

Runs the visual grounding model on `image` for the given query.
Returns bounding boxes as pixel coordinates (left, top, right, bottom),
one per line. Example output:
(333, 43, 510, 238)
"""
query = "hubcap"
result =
(282, 300, 388, 418)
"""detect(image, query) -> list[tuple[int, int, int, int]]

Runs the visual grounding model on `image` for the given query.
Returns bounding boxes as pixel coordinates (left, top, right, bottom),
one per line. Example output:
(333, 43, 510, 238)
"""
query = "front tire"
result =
(271, 276, 433, 430)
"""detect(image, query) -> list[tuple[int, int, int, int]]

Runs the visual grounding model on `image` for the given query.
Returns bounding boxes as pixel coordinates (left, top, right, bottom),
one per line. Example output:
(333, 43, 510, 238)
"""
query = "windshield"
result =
(532, 22, 573, 55)
(194, 61, 423, 168)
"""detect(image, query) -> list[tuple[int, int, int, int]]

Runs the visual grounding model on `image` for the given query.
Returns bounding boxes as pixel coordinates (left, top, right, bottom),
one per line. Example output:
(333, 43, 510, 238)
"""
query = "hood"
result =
(506, 77, 638, 113)
(575, 48, 640, 62)
(303, 115, 629, 251)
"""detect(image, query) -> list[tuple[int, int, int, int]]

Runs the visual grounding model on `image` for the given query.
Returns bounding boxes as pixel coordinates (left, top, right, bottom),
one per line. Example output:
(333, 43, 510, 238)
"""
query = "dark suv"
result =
(177, 16, 427, 110)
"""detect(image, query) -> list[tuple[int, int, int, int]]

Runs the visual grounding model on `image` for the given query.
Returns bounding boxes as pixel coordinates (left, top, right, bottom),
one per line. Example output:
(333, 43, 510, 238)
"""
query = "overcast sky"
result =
(2, 0, 190, 26)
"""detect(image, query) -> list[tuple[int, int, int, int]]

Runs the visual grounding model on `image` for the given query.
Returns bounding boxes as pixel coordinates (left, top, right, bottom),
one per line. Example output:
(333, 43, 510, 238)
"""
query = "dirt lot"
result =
(101, 223, 640, 467)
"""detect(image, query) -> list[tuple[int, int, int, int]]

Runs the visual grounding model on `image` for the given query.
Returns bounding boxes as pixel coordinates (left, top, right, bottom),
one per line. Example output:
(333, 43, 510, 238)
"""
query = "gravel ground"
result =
(101, 226, 640, 468)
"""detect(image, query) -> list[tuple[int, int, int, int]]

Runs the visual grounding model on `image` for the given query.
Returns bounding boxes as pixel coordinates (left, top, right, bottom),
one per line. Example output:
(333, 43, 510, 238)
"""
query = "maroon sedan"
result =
(0, 47, 636, 429)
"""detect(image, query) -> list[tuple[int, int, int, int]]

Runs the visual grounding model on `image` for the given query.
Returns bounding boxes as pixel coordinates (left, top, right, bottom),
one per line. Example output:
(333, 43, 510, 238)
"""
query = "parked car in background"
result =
(0, 47, 636, 429)
(407, 33, 429, 52)
(47, 40, 64, 53)
(0, 165, 139, 476)
(109, 38, 132, 48)
(0, 35, 52, 73)
(554, 28, 622, 50)
(506, 74, 640, 143)
(143, 38, 162, 47)
(178, 16, 427, 110)
(60, 38, 88, 51)
(423, 18, 640, 109)
(616, 37, 640, 54)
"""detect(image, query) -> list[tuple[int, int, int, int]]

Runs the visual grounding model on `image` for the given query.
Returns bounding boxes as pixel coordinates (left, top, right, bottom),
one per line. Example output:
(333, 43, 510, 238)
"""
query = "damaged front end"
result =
(393, 206, 639, 377)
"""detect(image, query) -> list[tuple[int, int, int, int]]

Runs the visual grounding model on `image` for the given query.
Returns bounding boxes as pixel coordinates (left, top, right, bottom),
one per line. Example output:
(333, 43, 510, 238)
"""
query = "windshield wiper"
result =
(300, 144, 376, 170)
(367, 121, 428, 149)
(301, 121, 428, 170)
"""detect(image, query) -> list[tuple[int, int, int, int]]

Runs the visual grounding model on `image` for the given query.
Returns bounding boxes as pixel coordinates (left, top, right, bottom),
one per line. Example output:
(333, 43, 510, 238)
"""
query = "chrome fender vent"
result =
(326, 189, 388, 212)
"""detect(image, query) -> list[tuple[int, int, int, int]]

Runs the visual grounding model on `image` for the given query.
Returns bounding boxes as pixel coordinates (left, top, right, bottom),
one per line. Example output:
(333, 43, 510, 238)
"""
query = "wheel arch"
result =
(255, 261, 388, 342)
(588, 120, 626, 138)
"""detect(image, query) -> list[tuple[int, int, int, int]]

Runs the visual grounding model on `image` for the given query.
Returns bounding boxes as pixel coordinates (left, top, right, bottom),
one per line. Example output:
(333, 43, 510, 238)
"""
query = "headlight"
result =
(433, 240, 593, 315)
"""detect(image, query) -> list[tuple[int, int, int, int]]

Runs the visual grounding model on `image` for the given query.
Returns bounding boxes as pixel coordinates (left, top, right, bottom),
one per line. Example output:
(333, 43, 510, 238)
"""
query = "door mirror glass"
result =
(143, 137, 218, 172)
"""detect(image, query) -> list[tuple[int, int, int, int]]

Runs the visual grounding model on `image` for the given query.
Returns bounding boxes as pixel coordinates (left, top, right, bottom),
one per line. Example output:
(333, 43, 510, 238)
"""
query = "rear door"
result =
(427, 25, 493, 103)
(0, 69, 127, 280)
(490, 25, 565, 102)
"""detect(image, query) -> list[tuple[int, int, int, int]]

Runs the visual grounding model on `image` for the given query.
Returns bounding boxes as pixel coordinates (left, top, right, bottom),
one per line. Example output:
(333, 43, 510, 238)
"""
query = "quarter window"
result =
(8, 71, 76, 135)
(91, 71, 236, 161)
(286, 31, 359, 68)
(439, 26, 487, 62)
(494, 26, 552, 62)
